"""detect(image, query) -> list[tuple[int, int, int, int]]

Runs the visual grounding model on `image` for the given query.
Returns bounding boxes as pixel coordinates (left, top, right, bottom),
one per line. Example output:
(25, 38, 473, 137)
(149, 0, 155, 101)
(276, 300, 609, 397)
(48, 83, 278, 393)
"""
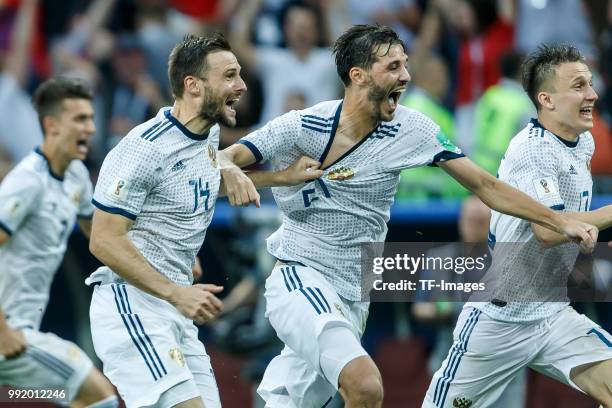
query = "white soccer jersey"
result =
(91, 108, 220, 286)
(470, 119, 594, 322)
(239, 100, 464, 300)
(0, 149, 93, 330)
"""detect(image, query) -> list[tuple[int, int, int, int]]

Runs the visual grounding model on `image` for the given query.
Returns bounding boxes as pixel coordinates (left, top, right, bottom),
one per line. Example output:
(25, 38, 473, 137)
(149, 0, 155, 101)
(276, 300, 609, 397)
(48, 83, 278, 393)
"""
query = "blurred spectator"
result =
(343, 0, 422, 47)
(472, 50, 534, 176)
(435, 0, 514, 154)
(515, 0, 595, 59)
(0, 0, 42, 170)
(397, 54, 467, 200)
(95, 33, 167, 159)
(230, 0, 342, 124)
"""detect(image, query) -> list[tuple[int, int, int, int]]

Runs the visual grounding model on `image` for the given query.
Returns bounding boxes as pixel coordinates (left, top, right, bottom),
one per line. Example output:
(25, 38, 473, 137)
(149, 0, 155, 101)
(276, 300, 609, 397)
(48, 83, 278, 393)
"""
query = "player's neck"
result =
(339, 92, 379, 141)
(40, 142, 71, 177)
(538, 114, 579, 142)
(171, 101, 214, 135)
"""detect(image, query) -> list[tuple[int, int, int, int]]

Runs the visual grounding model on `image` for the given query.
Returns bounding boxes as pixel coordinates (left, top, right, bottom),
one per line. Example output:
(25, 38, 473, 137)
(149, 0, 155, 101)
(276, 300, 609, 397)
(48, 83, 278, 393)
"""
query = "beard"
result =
(199, 86, 236, 128)
(366, 79, 394, 121)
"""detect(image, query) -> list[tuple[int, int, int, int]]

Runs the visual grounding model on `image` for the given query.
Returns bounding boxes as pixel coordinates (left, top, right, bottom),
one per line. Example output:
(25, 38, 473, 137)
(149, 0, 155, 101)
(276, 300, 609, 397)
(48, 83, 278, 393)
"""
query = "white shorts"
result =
(0, 329, 94, 405)
(423, 305, 612, 408)
(89, 283, 220, 408)
(258, 262, 369, 408)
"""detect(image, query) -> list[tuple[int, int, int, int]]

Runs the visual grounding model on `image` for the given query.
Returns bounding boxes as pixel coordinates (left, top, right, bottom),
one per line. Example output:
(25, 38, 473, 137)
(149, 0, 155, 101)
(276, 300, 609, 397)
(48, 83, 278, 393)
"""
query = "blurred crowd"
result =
(0, 0, 610, 189)
(0, 0, 611, 406)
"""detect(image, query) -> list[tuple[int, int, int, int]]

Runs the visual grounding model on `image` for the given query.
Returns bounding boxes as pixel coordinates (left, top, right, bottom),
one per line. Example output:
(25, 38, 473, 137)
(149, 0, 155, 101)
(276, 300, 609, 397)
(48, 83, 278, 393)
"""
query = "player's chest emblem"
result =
(208, 144, 217, 168)
(169, 347, 185, 367)
(326, 167, 356, 181)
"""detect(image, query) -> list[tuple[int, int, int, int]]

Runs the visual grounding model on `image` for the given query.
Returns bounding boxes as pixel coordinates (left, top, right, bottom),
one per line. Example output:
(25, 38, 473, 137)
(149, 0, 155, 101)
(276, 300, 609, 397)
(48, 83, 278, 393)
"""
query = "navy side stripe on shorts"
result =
(434, 308, 481, 407)
(112, 284, 166, 381)
(121, 285, 167, 376)
(279, 266, 331, 315)
(27, 346, 73, 380)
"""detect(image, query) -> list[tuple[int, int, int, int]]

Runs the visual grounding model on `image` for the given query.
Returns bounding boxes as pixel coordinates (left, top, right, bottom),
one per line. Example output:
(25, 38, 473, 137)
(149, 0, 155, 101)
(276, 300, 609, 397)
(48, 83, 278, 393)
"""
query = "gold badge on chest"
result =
(326, 167, 356, 181)
(208, 144, 217, 168)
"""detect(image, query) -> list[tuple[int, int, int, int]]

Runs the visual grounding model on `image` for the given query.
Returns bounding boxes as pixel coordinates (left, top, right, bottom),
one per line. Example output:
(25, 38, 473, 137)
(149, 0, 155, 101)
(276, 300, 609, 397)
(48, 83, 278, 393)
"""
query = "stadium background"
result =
(0, 0, 611, 406)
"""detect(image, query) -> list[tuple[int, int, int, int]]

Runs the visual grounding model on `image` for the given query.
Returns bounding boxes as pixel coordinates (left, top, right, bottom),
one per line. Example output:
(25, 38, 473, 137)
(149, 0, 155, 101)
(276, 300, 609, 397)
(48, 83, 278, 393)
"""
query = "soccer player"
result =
(221, 26, 599, 408)
(0, 77, 117, 407)
(86, 33, 322, 408)
(422, 44, 612, 407)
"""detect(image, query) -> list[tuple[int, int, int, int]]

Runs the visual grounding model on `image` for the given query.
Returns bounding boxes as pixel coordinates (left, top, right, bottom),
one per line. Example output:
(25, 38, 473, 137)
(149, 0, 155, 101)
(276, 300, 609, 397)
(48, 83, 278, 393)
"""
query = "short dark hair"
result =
(168, 33, 231, 99)
(521, 43, 585, 110)
(32, 76, 93, 131)
(332, 24, 406, 87)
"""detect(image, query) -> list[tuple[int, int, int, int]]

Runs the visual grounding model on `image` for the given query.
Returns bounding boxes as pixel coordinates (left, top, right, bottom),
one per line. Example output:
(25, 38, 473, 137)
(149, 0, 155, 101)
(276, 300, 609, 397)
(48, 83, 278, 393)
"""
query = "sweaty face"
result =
(547, 61, 598, 136)
(198, 51, 247, 128)
(365, 44, 410, 122)
(52, 98, 95, 161)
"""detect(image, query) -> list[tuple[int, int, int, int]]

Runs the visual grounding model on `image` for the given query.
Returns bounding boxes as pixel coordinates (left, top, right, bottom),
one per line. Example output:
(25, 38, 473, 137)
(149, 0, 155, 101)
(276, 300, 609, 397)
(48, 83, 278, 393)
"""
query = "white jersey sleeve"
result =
(73, 162, 94, 218)
(385, 111, 464, 172)
(503, 136, 564, 209)
(0, 169, 43, 235)
(93, 136, 163, 219)
(238, 110, 301, 164)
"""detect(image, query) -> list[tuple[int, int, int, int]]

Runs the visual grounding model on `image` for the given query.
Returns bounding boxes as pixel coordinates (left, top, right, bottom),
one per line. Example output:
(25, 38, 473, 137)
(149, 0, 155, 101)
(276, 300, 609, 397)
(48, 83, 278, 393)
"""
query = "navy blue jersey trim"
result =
(428, 151, 466, 167)
(164, 109, 209, 140)
(0, 220, 13, 236)
(318, 101, 343, 164)
(550, 204, 566, 211)
(302, 124, 331, 133)
(238, 140, 264, 163)
(530, 118, 579, 148)
(34, 147, 64, 181)
(92, 199, 137, 220)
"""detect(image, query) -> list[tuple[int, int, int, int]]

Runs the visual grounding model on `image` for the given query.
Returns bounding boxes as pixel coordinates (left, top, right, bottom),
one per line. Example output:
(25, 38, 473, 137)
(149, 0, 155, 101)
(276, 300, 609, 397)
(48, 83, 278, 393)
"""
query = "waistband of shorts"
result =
(276, 258, 305, 266)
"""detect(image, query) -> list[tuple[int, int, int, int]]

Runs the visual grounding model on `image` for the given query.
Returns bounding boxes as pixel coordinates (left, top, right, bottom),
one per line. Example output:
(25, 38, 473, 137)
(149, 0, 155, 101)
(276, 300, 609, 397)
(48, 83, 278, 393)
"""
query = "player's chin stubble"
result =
(199, 93, 234, 128)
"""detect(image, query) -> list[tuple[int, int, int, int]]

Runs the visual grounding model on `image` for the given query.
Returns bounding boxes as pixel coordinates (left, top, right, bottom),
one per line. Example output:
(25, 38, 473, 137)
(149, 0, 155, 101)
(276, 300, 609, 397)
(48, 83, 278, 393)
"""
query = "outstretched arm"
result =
(531, 205, 612, 248)
(89, 210, 223, 324)
(218, 154, 323, 205)
(439, 157, 598, 250)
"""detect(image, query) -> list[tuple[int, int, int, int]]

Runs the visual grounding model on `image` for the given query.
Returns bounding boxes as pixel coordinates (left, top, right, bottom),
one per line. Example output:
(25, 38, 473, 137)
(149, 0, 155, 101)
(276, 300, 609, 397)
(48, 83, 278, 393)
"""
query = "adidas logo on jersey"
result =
(569, 164, 578, 175)
(171, 160, 186, 172)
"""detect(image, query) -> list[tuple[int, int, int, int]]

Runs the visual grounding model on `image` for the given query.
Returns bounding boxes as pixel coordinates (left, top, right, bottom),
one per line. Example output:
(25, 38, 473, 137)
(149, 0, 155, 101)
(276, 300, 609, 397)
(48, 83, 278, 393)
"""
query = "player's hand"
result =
(172, 284, 224, 325)
(220, 165, 261, 207)
(559, 217, 598, 254)
(192, 256, 203, 282)
(280, 156, 324, 185)
(0, 327, 26, 359)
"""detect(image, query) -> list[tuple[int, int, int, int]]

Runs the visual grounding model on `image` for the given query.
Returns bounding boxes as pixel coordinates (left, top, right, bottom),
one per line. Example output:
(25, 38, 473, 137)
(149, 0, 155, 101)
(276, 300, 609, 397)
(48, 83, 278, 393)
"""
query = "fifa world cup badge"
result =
(453, 397, 473, 408)
(208, 144, 217, 168)
(327, 167, 356, 181)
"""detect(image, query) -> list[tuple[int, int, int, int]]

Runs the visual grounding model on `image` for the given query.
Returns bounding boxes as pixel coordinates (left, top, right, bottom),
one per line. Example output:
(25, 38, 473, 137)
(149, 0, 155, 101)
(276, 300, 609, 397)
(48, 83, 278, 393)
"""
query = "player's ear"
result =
(42, 115, 57, 136)
(184, 76, 200, 97)
(349, 67, 368, 86)
(537, 91, 554, 111)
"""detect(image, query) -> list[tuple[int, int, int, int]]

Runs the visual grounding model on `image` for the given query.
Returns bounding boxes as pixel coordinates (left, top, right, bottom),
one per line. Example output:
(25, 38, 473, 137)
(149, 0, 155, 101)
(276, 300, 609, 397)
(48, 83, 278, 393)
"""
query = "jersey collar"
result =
(164, 109, 210, 141)
(34, 147, 64, 181)
(530, 118, 579, 148)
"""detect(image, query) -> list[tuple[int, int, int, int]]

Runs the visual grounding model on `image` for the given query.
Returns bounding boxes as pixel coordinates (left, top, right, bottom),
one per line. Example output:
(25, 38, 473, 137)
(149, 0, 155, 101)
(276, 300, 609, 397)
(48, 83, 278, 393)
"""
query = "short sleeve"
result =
(508, 140, 564, 209)
(0, 169, 43, 235)
(238, 110, 301, 164)
(92, 137, 163, 220)
(76, 164, 94, 219)
(385, 111, 464, 172)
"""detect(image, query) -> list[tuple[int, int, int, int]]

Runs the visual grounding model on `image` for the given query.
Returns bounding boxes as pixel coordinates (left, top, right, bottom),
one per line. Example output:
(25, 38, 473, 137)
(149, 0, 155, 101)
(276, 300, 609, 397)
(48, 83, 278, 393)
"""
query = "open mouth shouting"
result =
(579, 105, 593, 120)
(76, 138, 89, 156)
(386, 87, 405, 112)
(225, 95, 241, 115)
